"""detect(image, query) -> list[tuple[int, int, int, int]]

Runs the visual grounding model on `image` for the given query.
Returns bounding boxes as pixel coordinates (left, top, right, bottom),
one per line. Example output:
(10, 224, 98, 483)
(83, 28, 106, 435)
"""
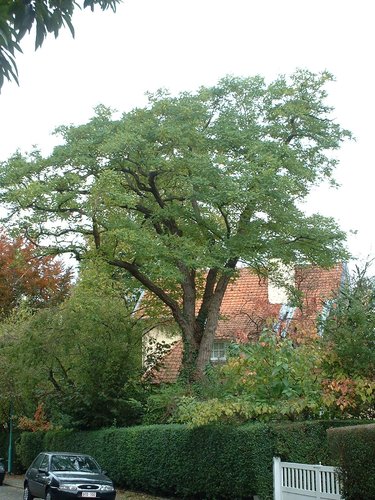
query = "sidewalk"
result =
(3, 474, 23, 489)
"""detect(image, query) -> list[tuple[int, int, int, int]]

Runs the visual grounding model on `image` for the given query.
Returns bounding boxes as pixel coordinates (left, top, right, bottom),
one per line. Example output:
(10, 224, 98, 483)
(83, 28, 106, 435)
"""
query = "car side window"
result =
(31, 454, 45, 470)
(39, 455, 49, 471)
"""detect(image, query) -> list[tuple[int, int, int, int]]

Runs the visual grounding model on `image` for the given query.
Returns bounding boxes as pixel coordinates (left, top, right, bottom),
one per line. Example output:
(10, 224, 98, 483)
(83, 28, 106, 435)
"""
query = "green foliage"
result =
(17, 423, 275, 499)
(321, 264, 375, 378)
(0, 73, 350, 268)
(16, 430, 45, 469)
(142, 382, 193, 425)
(0, 306, 43, 424)
(173, 331, 325, 425)
(169, 293, 375, 425)
(320, 264, 375, 416)
(0, 71, 351, 379)
(328, 424, 375, 500)
(272, 420, 367, 465)
(16, 420, 369, 499)
(0, 0, 121, 89)
(0, 259, 150, 429)
(0, 430, 23, 472)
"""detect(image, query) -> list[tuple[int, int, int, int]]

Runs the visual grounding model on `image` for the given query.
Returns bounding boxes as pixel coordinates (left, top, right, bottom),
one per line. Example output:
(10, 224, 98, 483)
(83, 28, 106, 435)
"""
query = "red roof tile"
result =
(147, 264, 344, 382)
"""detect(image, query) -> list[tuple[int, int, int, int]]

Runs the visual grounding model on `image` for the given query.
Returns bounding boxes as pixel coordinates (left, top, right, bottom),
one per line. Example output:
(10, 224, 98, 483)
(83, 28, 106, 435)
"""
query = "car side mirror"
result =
(38, 467, 48, 474)
(102, 469, 107, 475)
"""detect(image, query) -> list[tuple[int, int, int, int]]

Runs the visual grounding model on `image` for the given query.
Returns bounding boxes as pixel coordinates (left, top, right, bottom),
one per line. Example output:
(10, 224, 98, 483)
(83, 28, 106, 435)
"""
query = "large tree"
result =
(0, 71, 350, 380)
(0, 0, 121, 89)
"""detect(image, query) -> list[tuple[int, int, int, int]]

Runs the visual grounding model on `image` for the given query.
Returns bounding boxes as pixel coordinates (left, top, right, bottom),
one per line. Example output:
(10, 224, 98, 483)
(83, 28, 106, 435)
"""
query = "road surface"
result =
(0, 484, 21, 499)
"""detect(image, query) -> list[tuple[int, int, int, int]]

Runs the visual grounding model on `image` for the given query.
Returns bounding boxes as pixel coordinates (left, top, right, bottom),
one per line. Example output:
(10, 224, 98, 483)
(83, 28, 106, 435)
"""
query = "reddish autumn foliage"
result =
(18, 403, 54, 432)
(0, 231, 72, 317)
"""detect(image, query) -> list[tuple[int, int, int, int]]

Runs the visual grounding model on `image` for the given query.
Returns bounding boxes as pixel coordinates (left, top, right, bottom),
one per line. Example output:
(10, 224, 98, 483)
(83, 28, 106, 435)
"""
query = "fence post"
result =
(315, 464, 321, 500)
(273, 457, 282, 500)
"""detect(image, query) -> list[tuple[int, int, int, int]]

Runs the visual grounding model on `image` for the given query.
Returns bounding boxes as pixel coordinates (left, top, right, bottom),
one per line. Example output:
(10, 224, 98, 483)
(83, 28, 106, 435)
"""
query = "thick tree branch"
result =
(107, 259, 188, 331)
(148, 171, 165, 208)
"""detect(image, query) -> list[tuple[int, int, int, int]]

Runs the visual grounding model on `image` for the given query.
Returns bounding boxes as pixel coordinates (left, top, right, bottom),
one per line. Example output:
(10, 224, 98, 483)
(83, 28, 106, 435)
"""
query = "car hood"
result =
(53, 472, 113, 485)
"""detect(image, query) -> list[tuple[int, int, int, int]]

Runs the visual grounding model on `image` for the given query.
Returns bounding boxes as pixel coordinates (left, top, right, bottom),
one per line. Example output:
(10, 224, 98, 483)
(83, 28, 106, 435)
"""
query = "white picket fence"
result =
(273, 457, 342, 500)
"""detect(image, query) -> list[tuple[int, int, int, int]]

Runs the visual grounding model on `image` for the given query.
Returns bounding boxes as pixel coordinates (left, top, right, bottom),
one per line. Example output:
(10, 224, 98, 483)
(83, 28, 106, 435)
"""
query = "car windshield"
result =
(51, 455, 100, 473)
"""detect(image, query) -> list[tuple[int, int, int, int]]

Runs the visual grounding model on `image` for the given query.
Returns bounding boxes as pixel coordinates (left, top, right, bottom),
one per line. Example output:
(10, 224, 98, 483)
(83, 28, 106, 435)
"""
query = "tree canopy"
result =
(0, 259, 151, 429)
(0, 70, 351, 380)
(0, 230, 71, 317)
(0, 0, 121, 89)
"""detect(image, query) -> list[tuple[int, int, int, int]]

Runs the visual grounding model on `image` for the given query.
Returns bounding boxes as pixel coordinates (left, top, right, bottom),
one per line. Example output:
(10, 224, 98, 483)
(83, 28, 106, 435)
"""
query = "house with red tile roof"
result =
(144, 263, 346, 382)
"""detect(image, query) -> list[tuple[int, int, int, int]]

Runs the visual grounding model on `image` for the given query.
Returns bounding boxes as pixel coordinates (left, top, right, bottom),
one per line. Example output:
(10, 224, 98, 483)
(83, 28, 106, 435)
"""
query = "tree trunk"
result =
(179, 332, 200, 382)
(193, 273, 233, 380)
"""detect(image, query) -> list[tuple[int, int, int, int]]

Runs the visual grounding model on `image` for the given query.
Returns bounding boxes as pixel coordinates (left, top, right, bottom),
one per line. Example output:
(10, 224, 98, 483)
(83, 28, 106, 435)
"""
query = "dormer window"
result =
(274, 304, 296, 337)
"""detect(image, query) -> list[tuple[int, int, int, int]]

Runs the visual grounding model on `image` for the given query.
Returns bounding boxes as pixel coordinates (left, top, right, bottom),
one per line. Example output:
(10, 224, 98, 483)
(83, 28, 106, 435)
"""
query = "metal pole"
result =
(7, 401, 13, 474)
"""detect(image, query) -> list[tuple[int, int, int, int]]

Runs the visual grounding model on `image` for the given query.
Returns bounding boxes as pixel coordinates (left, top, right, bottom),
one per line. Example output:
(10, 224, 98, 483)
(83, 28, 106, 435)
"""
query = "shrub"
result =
(328, 423, 375, 500)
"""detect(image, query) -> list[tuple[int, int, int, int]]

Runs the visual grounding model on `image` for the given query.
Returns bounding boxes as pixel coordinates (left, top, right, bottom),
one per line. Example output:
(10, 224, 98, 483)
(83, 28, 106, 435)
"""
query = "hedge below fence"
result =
(16, 420, 369, 499)
(328, 423, 375, 500)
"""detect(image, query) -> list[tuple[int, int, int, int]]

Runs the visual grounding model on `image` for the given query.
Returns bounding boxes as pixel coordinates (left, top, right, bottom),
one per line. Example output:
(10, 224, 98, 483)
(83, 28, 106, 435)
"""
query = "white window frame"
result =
(210, 341, 229, 362)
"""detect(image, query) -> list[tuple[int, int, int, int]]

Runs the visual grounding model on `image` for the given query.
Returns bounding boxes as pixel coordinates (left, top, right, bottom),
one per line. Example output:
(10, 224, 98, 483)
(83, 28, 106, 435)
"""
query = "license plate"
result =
(82, 493, 97, 498)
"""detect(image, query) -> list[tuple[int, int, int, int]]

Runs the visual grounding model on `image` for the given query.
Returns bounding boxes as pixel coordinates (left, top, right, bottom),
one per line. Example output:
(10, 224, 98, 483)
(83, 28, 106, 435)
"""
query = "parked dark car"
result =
(0, 457, 5, 485)
(23, 452, 116, 500)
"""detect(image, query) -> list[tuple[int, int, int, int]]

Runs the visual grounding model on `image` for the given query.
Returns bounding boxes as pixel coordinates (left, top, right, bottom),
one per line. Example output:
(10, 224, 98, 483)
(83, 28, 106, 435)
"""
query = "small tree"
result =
(320, 264, 375, 416)
(0, 230, 71, 318)
(0, 259, 154, 429)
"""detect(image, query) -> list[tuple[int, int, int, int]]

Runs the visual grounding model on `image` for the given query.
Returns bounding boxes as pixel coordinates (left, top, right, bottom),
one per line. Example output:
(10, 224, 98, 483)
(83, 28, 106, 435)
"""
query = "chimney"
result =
(268, 260, 295, 304)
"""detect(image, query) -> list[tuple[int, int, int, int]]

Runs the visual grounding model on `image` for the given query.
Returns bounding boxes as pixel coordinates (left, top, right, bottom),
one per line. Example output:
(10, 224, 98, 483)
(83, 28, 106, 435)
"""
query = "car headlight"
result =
(59, 483, 78, 493)
(99, 484, 115, 492)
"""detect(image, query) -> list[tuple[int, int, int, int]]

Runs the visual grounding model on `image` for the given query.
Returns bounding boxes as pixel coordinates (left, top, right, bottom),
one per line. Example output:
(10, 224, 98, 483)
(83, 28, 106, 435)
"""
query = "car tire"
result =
(23, 484, 34, 500)
(45, 489, 52, 500)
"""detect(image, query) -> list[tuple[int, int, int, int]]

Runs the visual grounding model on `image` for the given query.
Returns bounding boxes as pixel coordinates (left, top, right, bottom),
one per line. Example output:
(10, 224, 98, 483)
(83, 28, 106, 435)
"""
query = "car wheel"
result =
(45, 489, 52, 500)
(23, 484, 33, 500)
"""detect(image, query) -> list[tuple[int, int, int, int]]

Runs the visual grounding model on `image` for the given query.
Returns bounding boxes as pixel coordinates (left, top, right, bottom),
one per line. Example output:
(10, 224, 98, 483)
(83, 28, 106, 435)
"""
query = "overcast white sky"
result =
(0, 0, 374, 266)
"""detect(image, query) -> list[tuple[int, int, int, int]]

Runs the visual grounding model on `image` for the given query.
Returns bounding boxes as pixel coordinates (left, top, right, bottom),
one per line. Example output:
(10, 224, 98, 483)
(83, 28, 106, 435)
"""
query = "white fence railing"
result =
(273, 457, 342, 500)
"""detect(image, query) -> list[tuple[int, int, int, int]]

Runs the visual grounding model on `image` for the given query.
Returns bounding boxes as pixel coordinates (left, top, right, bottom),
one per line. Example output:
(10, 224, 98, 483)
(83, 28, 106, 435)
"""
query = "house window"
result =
(210, 341, 228, 362)
(318, 299, 334, 336)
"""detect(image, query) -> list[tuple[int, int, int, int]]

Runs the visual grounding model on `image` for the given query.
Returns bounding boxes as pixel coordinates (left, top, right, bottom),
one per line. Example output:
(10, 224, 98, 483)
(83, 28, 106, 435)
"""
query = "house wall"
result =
(268, 262, 295, 304)
(143, 327, 180, 367)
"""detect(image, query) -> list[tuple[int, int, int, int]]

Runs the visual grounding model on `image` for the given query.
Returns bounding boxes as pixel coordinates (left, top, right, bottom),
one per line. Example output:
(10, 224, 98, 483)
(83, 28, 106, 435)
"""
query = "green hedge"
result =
(328, 423, 375, 500)
(271, 419, 366, 465)
(0, 429, 23, 473)
(0, 430, 8, 461)
(16, 420, 370, 499)
(17, 424, 275, 499)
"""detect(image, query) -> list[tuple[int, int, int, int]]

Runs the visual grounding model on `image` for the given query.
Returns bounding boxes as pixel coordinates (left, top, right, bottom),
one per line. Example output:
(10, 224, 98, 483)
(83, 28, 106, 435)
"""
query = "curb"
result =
(4, 476, 23, 489)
